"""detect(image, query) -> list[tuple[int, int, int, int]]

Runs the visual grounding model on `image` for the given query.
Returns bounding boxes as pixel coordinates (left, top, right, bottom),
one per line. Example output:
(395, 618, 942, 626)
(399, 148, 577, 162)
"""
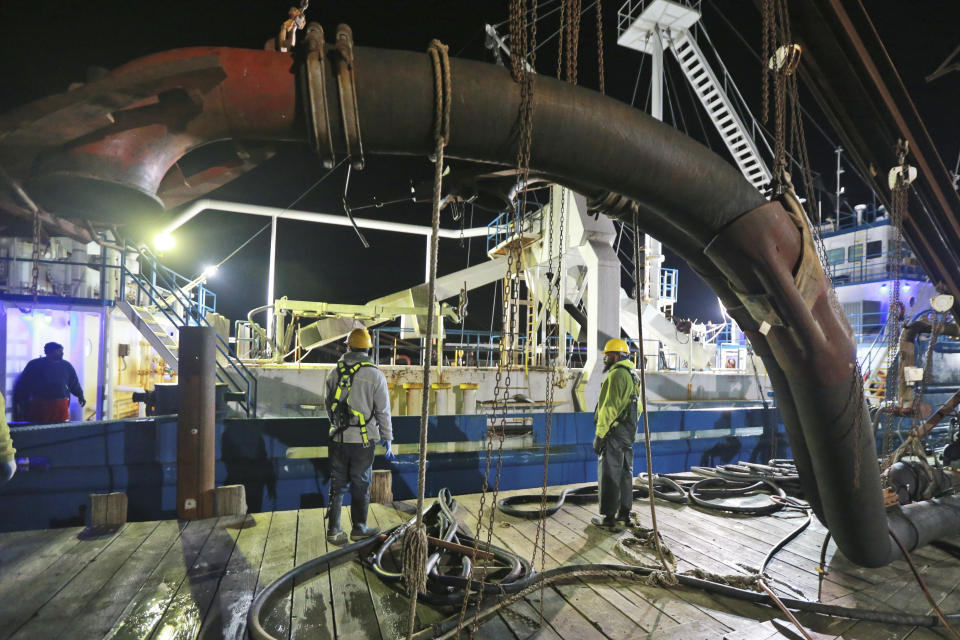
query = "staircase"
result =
(120, 245, 257, 417)
(864, 365, 889, 406)
(117, 302, 179, 372)
(616, 0, 772, 191)
(669, 31, 771, 191)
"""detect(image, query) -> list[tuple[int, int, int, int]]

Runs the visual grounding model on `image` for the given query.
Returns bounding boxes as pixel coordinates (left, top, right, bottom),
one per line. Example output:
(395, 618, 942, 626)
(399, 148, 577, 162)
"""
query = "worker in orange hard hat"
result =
(591, 338, 643, 531)
(323, 327, 394, 544)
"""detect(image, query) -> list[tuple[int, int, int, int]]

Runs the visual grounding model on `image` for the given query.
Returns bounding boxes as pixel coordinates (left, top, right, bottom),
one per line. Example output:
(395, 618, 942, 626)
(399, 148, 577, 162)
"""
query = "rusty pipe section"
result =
(20, 44, 960, 566)
(897, 320, 960, 406)
(27, 45, 762, 230)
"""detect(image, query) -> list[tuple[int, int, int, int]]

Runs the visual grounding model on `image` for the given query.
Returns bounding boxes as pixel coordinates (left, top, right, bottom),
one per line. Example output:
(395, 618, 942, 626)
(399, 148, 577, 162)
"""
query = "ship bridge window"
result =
(848, 244, 864, 262)
(866, 240, 882, 259)
(826, 248, 845, 265)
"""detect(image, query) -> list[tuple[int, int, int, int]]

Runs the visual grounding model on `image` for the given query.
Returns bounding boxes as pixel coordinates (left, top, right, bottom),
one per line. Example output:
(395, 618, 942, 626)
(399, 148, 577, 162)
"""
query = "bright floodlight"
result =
(202, 265, 218, 278)
(154, 233, 175, 251)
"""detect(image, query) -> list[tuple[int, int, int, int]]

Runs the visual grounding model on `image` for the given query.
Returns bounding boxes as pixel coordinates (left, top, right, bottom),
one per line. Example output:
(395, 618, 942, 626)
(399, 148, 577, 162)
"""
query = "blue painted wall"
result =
(0, 408, 786, 532)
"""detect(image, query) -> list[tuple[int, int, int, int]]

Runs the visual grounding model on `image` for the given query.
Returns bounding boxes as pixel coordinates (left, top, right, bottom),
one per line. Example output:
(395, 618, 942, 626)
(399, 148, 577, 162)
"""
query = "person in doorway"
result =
(591, 338, 642, 530)
(0, 392, 16, 484)
(324, 327, 394, 544)
(13, 342, 85, 424)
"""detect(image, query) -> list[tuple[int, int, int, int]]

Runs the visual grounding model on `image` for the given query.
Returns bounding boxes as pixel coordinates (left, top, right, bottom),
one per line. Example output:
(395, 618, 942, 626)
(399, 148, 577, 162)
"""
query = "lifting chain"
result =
(762, 0, 792, 196)
(595, 0, 606, 94)
(570, 0, 583, 83)
(882, 141, 910, 457)
(459, 2, 538, 635)
(529, 184, 566, 624)
(30, 205, 42, 305)
(761, 0, 772, 125)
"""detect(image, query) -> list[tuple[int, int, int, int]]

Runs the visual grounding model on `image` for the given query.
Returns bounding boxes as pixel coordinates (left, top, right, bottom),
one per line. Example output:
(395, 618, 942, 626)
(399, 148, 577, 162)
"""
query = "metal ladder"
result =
(117, 302, 180, 372)
(669, 31, 771, 191)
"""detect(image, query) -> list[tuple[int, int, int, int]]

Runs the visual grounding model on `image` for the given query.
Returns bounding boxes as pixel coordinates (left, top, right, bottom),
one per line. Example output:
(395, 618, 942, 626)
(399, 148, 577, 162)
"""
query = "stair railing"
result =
(120, 244, 258, 417)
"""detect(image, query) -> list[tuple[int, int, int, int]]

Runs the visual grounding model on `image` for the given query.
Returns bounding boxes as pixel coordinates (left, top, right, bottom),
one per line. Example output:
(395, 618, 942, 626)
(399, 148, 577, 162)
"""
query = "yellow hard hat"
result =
(347, 328, 373, 349)
(603, 338, 629, 354)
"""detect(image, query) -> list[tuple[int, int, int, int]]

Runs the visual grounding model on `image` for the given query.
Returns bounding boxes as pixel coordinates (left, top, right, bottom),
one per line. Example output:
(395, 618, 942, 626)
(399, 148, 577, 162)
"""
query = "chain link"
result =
(761, 0, 772, 125)
(596, 0, 605, 94)
(30, 207, 42, 305)
(460, 2, 538, 635)
(883, 150, 909, 456)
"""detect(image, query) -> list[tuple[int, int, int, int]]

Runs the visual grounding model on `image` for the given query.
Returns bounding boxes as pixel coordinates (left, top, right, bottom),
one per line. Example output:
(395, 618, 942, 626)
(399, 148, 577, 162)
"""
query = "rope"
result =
(890, 528, 960, 639)
(632, 210, 673, 574)
(404, 38, 451, 640)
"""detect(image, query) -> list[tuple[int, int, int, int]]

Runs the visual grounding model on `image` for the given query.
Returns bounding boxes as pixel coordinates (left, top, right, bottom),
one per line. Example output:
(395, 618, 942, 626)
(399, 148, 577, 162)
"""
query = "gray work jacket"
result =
(323, 351, 393, 444)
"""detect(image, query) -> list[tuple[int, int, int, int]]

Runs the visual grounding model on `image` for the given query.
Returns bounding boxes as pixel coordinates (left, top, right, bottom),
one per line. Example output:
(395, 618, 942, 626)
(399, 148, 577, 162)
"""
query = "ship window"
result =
(866, 240, 882, 259)
(848, 244, 864, 262)
(826, 248, 845, 265)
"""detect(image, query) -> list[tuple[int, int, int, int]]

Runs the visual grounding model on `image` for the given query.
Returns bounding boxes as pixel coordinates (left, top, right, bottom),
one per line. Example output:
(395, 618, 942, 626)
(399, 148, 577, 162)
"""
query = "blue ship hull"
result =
(0, 408, 787, 532)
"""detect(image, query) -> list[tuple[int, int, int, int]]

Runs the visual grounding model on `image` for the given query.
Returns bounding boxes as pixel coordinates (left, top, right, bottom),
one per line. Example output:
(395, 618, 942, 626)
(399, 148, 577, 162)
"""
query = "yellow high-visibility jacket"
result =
(593, 359, 643, 440)
(0, 392, 15, 464)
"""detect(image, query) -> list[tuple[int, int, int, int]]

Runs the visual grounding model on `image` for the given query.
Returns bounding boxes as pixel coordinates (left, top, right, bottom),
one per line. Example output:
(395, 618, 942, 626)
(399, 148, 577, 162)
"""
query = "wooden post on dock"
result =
(215, 484, 248, 516)
(370, 469, 393, 504)
(177, 326, 216, 519)
(90, 492, 127, 526)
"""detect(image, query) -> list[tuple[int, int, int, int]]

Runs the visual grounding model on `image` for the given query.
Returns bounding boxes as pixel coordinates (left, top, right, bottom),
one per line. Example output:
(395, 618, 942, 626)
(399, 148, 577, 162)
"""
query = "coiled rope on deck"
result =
(403, 38, 451, 640)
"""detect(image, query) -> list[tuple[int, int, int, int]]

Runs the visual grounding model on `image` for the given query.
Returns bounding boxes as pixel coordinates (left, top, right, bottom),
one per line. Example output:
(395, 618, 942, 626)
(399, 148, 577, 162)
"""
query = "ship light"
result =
(154, 233, 175, 251)
(202, 265, 218, 278)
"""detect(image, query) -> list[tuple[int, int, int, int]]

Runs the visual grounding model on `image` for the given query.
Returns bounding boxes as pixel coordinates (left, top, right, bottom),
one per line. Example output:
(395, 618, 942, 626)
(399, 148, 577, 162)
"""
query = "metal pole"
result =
(425, 235, 430, 283)
(651, 27, 664, 122)
(835, 146, 844, 221)
(267, 215, 278, 348)
(177, 326, 217, 519)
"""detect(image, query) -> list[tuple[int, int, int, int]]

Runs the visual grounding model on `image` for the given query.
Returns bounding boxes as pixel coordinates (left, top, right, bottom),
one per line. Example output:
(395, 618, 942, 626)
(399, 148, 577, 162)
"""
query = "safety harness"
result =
(329, 360, 377, 445)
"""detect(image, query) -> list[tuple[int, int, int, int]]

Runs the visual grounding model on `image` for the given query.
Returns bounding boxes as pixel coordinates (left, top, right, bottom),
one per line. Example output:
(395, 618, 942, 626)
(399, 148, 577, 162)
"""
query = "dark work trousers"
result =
(329, 442, 376, 506)
(597, 438, 634, 520)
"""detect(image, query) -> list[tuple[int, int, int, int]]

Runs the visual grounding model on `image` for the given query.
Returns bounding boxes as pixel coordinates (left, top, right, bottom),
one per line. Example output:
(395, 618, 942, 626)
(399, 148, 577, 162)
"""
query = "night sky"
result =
(1, 1, 958, 326)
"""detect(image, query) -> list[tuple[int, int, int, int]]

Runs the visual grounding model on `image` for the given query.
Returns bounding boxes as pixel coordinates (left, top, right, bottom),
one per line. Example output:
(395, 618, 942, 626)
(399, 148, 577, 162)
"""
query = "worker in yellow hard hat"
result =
(591, 337, 642, 530)
(323, 327, 394, 544)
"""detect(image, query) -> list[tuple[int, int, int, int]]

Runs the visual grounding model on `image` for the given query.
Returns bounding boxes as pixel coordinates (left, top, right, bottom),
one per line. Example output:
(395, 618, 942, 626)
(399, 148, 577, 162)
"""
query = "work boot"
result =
(326, 496, 348, 545)
(616, 511, 635, 527)
(591, 515, 622, 532)
(350, 497, 381, 540)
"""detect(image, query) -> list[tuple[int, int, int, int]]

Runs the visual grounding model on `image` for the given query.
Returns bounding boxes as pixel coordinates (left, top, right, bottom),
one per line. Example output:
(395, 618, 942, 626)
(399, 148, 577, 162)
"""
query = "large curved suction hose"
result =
(19, 44, 960, 566)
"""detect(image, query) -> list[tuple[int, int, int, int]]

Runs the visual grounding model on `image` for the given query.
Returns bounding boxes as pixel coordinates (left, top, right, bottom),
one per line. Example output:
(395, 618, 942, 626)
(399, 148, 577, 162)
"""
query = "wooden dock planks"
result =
(0, 481, 959, 639)
(289, 507, 335, 639)
(0, 524, 127, 640)
(101, 517, 221, 640)
(5, 520, 159, 640)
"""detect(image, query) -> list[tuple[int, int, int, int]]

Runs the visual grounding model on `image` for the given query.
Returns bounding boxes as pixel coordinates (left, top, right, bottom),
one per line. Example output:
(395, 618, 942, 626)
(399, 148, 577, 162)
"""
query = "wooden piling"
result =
(177, 326, 217, 519)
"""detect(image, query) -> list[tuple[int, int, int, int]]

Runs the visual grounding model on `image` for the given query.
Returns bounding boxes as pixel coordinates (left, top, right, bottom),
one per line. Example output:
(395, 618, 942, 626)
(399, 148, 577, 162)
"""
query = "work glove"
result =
(593, 435, 604, 456)
(0, 459, 15, 484)
(78, 397, 87, 407)
(380, 440, 395, 461)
